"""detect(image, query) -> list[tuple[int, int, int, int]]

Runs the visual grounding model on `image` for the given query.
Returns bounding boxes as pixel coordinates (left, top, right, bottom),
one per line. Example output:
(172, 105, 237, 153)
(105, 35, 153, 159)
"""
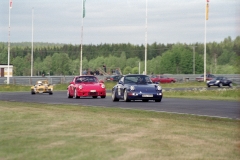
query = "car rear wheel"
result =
(67, 90, 73, 98)
(218, 83, 223, 88)
(124, 89, 130, 102)
(229, 83, 233, 87)
(112, 89, 119, 101)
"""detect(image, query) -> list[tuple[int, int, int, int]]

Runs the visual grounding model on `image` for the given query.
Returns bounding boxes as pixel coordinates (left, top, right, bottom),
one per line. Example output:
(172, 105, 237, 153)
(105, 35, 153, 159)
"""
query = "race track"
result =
(0, 91, 239, 119)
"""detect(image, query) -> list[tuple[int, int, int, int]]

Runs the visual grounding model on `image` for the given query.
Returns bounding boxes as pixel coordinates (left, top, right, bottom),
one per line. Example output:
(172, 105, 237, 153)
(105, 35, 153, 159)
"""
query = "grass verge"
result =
(0, 101, 239, 160)
(163, 87, 240, 101)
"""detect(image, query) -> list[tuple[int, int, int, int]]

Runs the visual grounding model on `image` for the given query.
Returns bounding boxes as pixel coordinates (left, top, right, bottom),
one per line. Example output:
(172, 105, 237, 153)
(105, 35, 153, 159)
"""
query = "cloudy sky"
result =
(0, 0, 239, 45)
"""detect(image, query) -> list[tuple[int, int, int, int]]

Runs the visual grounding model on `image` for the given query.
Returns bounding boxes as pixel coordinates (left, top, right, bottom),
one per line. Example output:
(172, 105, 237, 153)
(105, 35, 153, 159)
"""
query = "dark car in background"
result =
(196, 74, 216, 82)
(106, 75, 123, 81)
(206, 76, 233, 87)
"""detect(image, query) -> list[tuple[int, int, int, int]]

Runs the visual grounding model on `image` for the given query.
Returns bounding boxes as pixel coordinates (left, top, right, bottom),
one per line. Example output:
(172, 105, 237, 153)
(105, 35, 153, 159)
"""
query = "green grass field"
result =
(0, 101, 239, 160)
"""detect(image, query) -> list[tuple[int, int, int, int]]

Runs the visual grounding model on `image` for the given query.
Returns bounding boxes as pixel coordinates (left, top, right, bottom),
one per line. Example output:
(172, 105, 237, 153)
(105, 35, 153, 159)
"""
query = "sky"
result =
(0, 0, 239, 45)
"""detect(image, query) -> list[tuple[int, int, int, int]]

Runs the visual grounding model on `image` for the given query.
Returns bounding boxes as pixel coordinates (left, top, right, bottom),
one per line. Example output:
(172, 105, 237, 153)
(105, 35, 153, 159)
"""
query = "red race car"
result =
(150, 75, 176, 83)
(67, 75, 106, 99)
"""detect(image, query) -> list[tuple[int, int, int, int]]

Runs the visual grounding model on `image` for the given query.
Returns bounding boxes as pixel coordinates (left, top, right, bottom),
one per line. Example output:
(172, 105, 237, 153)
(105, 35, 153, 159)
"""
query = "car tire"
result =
(124, 89, 130, 102)
(67, 90, 73, 98)
(218, 83, 223, 88)
(31, 91, 35, 95)
(112, 89, 119, 102)
(155, 99, 161, 102)
(229, 83, 233, 87)
(74, 89, 80, 99)
(49, 92, 53, 95)
(207, 85, 210, 88)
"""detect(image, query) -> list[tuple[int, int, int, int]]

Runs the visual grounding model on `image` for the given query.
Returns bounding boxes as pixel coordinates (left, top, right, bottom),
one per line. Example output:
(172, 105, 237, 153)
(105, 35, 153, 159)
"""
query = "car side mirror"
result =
(118, 81, 124, 85)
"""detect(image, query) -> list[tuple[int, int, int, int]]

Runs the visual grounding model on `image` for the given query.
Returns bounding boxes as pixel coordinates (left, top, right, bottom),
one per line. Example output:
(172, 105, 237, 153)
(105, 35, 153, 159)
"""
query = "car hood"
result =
(132, 84, 159, 92)
(76, 83, 104, 89)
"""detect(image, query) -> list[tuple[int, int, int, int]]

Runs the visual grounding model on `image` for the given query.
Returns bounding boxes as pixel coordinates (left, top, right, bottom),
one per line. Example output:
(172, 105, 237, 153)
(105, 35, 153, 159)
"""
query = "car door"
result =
(222, 77, 228, 85)
(159, 76, 166, 83)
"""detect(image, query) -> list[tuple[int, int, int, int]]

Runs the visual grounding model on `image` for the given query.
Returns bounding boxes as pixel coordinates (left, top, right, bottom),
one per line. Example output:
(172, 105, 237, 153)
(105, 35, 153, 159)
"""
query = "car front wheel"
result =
(31, 90, 35, 95)
(112, 89, 119, 101)
(74, 89, 80, 99)
(218, 83, 223, 88)
(155, 99, 162, 102)
(124, 89, 130, 102)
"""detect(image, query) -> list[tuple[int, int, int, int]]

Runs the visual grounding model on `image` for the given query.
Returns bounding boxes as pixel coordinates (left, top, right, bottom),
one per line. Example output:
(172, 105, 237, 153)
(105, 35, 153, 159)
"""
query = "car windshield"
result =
(75, 76, 98, 83)
(124, 75, 152, 84)
(214, 77, 223, 80)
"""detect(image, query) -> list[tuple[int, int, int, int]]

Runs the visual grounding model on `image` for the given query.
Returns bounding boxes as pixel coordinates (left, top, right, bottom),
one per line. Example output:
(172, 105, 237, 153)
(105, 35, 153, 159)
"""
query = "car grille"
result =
(89, 92, 97, 96)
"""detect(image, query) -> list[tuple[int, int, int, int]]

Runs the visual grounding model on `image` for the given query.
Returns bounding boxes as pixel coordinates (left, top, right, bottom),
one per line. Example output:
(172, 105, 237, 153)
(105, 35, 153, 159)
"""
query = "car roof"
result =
(75, 75, 96, 78)
(124, 74, 148, 77)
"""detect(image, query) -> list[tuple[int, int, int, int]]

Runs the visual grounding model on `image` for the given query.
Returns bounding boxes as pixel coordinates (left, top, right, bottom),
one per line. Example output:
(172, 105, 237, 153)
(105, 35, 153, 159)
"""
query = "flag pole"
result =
(7, 0, 12, 84)
(204, 0, 209, 82)
(144, 0, 148, 75)
(80, 0, 85, 76)
(31, 7, 34, 77)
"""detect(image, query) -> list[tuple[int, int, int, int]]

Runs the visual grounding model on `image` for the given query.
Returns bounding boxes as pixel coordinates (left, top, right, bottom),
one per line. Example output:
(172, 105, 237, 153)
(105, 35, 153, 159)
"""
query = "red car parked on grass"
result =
(67, 76, 106, 99)
(150, 75, 176, 83)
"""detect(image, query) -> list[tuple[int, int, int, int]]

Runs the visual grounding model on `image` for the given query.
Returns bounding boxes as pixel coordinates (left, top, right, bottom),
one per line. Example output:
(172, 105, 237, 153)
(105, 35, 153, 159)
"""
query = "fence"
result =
(0, 74, 240, 85)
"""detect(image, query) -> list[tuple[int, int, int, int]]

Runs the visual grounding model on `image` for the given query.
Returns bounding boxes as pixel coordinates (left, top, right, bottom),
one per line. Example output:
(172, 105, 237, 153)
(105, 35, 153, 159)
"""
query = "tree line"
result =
(0, 36, 239, 76)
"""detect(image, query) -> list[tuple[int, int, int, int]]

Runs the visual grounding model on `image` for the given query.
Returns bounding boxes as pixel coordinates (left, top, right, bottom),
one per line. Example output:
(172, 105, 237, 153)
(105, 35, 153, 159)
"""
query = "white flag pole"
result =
(144, 0, 148, 75)
(7, 0, 12, 84)
(80, 0, 84, 76)
(204, 0, 208, 82)
(31, 7, 34, 77)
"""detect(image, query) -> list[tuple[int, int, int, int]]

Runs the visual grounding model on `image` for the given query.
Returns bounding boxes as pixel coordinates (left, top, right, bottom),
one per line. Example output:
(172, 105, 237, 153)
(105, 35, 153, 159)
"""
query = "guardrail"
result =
(0, 74, 240, 85)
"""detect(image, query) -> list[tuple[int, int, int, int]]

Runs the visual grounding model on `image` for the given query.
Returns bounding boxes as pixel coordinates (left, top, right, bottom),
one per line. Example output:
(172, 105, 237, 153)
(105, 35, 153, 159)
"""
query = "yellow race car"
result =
(31, 80, 53, 95)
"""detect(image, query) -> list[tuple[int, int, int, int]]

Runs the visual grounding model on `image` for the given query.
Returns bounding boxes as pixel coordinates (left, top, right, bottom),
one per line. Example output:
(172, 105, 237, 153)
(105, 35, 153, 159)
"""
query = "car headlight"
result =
(79, 85, 83, 89)
(101, 84, 105, 88)
(157, 85, 162, 90)
(130, 86, 135, 91)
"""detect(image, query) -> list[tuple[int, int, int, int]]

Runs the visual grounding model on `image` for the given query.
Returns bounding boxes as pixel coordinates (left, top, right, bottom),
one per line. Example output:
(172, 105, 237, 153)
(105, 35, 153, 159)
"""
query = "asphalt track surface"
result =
(0, 91, 239, 120)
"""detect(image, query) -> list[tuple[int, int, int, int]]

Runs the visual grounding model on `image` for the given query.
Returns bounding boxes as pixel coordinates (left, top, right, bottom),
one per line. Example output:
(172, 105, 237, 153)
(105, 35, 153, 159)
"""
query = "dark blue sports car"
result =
(111, 74, 163, 102)
(206, 76, 233, 87)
